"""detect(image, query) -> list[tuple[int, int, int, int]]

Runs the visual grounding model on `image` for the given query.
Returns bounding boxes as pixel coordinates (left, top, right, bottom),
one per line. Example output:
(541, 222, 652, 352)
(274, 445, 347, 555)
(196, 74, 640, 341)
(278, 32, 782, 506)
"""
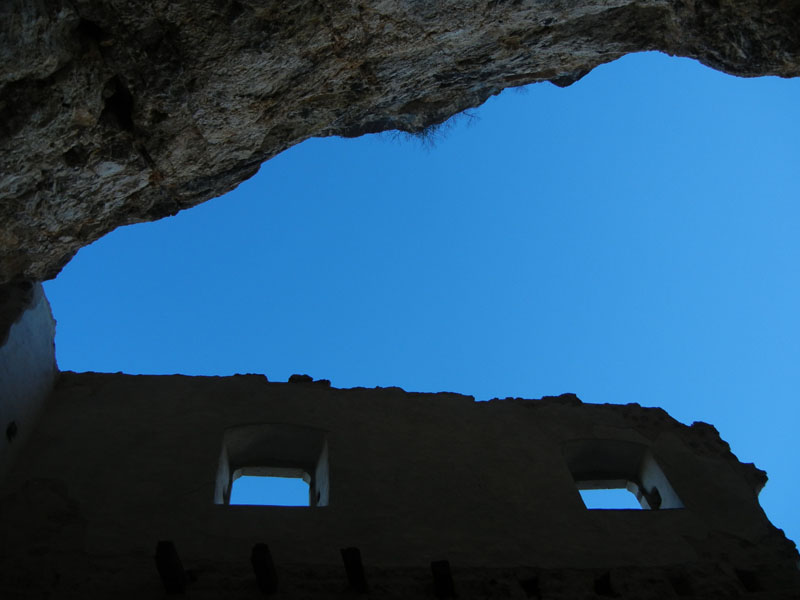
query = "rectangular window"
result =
(579, 487, 643, 510)
(229, 470, 310, 506)
(563, 439, 683, 510)
(215, 424, 329, 507)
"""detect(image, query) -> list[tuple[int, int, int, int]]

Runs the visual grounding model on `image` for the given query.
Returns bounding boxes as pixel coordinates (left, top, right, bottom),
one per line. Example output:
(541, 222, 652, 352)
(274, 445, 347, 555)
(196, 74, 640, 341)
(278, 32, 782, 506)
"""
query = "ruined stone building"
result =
(2, 288, 800, 598)
(2, 1, 800, 597)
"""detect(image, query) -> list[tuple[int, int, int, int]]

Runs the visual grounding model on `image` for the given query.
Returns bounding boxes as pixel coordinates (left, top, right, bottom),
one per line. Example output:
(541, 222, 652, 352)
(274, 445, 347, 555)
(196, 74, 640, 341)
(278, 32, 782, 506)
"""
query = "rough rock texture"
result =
(2, 0, 800, 285)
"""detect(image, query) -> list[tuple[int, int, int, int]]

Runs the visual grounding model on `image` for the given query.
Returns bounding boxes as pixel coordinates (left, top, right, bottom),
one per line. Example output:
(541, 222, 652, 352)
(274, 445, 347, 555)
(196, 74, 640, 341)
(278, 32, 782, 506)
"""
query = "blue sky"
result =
(44, 52, 799, 538)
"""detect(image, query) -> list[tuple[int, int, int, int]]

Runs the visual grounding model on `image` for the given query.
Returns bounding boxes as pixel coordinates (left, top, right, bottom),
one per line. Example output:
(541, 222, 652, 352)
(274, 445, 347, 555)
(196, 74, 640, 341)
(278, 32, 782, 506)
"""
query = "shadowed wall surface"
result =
(0, 283, 57, 479)
(1, 373, 797, 598)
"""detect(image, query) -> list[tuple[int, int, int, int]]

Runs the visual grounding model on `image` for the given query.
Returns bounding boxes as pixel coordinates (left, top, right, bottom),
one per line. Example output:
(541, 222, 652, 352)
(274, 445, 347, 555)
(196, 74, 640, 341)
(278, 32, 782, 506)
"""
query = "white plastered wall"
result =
(0, 284, 57, 481)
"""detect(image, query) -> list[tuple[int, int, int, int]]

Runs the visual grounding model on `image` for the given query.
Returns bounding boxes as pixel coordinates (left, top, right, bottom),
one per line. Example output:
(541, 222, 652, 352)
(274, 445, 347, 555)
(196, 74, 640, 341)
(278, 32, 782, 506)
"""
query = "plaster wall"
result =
(0, 282, 57, 480)
(1, 373, 798, 598)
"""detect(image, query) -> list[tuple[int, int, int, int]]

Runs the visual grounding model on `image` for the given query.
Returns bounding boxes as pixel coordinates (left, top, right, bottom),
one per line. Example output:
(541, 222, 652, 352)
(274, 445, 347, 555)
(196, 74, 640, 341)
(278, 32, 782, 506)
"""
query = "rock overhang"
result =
(1, 0, 799, 288)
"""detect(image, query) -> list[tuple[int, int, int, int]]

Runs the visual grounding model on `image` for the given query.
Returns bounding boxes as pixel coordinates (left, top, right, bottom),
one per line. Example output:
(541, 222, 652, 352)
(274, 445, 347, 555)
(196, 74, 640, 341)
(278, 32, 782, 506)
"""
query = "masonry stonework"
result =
(1, 371, 797, 598)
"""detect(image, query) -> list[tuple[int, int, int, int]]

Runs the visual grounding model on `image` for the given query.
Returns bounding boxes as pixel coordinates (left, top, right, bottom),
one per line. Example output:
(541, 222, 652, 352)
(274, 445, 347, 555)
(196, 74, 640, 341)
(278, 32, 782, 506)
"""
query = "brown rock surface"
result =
(2, 0, 799, 285)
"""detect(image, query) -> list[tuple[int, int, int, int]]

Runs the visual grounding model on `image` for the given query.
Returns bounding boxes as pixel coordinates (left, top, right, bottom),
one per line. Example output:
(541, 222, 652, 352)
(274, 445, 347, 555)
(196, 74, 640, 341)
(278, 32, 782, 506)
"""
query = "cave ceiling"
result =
(1, 0, 799, 286)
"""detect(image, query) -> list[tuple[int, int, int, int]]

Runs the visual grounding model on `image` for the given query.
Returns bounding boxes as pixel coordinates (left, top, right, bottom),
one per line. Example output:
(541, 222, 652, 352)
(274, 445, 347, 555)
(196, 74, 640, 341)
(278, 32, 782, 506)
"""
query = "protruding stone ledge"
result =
(2, 0, 799, 284)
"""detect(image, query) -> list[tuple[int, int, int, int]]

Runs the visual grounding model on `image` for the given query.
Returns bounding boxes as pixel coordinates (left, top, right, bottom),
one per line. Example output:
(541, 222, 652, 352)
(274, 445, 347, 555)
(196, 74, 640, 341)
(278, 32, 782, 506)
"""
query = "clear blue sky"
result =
(44, 52, 799, 539)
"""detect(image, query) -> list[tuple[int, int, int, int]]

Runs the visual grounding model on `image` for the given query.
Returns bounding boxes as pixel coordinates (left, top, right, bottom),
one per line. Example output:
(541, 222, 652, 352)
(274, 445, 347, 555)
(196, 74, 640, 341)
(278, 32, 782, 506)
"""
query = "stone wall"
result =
(0, 373, 797, 598)
(0, 282, 57, 480)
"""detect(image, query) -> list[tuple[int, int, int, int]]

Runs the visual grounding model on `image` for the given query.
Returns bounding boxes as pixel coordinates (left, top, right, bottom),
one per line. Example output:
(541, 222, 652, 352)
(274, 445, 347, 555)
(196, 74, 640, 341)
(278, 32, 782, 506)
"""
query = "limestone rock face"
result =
(2, 0, 799, 284)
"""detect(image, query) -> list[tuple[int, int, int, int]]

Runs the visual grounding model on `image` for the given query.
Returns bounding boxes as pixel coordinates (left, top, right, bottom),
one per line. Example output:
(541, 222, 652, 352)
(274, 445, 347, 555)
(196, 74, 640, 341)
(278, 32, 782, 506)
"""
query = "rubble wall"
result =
(0, 373, 797, 598)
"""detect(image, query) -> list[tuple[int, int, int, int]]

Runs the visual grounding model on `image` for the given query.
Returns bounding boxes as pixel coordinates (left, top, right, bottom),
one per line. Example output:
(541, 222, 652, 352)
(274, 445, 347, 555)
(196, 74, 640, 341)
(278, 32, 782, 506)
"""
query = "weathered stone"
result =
(0, 283, 57, 480)
(1, 376, 798, 597)
(0, 280, 36, 346)
(2, 0, 799, 285)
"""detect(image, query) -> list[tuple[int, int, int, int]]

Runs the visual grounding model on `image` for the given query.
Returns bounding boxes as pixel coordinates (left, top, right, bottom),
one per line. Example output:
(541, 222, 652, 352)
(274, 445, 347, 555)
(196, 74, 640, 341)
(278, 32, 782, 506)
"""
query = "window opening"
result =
(579, 487, 642, 510)
(229, 470, 310, 506)
(563, 439, 683, 510)
(215, 423, 329, 507)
